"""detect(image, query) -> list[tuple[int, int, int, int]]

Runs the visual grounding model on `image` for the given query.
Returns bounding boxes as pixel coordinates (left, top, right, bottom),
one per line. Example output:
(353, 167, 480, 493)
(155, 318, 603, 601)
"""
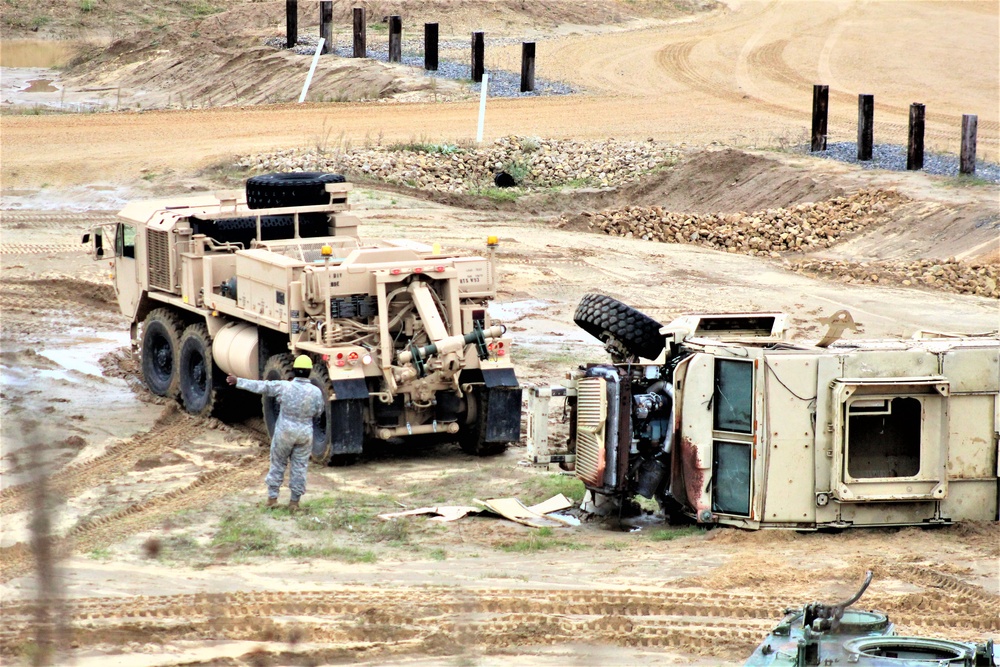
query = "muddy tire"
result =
(458, 387, 509, 457)
(308, 362, 332, 464)
(245, 172, 346, 210)
(573, 293, 665, 361)
(178, 323, 227, 417)
(141, 308, 184, 398)
(262, 353, 295, 439)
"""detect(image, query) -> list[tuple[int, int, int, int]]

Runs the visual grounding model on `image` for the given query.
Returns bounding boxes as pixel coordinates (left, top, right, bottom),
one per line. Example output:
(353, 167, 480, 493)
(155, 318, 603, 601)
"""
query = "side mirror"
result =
(84, 228, 106, 260)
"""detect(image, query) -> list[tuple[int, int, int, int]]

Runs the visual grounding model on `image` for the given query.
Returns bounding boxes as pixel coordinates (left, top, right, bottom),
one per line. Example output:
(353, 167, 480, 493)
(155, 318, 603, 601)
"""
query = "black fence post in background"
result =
(353, 7, 366, 58)
(857, 94, 874, 161)
(286, 0, 298, 48)
(811, 84, 829, 152)
(520, 42, 535, 93)
(960, 114, 978, 175)
(907, 103, 925, 170)
(472, 31, 484, 83)
(388, 15, 402, 62)
(319, 1, 332, 54)
(424, 23, 439, 70)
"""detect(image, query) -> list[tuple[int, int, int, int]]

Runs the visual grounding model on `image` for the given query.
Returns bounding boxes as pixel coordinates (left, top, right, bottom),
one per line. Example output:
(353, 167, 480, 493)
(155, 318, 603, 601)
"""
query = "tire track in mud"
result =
(0, 417, 268, 583)
(1, 584, 993, 659)
(0, 243, 87, 255)
(0, 212, 119, 227)
(0, 409, 192, 516)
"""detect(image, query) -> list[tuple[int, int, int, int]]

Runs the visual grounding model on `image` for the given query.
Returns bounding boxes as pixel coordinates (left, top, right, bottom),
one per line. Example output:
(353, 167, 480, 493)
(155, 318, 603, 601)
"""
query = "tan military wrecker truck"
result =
(528, 295, 1000, 529)
(84, 172, 520, 464)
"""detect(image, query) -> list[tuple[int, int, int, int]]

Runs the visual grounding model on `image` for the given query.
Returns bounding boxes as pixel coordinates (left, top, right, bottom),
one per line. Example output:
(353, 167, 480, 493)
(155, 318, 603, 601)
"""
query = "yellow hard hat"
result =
(293, 355, 313, 371)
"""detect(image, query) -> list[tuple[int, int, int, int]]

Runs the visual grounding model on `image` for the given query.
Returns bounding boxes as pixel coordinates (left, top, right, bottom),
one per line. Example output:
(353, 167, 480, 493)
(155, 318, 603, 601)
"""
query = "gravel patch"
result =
(805, 142, 1000, 183)
(265, 37, 573, 98)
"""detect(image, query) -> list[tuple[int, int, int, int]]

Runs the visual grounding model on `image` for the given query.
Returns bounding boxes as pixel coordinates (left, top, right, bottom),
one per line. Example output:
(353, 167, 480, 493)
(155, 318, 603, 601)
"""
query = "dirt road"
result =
(2, 1, 997, 187)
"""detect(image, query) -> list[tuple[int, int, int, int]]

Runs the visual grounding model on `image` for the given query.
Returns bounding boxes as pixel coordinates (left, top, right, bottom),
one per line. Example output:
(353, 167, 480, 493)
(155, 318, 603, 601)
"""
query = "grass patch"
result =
(78, 0, 94, 12)
(287, 543, 377, 563)
(88, 547, 111, 560)
(470, 186, 519, 202)
(496, 528, 584, 553)
(428, 547, 447, 561)
(388, 141, 461, 155)
(212, 509, 279, 555)
(646, 526, 702, 541)
(936, 174, 993, 188)
(521, 473, 585, 504)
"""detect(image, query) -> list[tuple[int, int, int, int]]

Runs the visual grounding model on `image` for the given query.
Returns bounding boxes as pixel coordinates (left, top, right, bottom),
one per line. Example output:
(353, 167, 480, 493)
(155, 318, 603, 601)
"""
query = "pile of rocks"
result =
(577, 189, 906, 256)
(237, 136, 680, 193)
(792, 258, 999, 299)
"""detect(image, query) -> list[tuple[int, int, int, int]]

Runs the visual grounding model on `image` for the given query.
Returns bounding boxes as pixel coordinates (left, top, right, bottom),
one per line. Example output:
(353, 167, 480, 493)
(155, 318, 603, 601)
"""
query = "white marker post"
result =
(299, 38, 326, 103)
(476, 71, 489, 143)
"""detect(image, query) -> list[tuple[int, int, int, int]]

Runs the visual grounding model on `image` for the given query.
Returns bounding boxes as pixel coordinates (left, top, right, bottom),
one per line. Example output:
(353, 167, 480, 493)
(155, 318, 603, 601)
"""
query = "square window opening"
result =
(846, 396, 921, 479)
(712, 440, 751, 516)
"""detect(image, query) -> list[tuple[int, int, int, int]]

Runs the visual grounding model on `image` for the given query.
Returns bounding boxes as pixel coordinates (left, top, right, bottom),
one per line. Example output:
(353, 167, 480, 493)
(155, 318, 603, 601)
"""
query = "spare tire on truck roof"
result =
(245, 172, 346, 210)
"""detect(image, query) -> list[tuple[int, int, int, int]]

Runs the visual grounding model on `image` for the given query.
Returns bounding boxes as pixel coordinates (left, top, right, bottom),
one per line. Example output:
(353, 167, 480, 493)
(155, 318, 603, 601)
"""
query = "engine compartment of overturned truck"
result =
(88, 172, 521, 466)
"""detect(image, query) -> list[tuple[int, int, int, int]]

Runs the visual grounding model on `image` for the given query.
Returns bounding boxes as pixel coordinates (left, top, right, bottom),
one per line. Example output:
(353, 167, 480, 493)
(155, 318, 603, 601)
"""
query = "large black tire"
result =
(458, 387, 510, 457)
(245, 172, 346, 210)
(261, 353, 295, 439)
(573, 293, 665, 361)
(308, 363, 332, 464)
(141, 308, 184, 398)
(177, 324, 228, 417)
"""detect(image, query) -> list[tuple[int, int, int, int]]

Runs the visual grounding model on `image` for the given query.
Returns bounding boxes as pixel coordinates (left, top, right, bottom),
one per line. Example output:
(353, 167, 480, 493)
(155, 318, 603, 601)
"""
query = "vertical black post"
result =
(285, 0, 298, 48)
(907, 103, 925, 171)
(960, 114, 978, 175)
(319, 1, 332, 55)
(424, 22, 438, 71)
(857, 93, 874, 161)
(472, 31, 484, 83)
(353, 7, 366, 58)
(388, 15, 401, 63)
(811, 84, 829, 152)
(520, 42, 535, 93)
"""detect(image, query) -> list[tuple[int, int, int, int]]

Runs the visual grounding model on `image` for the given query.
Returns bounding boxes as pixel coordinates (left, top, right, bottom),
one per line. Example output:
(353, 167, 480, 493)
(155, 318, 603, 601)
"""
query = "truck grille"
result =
(147, 229, 171, 290)
(575, 377, 607, 486)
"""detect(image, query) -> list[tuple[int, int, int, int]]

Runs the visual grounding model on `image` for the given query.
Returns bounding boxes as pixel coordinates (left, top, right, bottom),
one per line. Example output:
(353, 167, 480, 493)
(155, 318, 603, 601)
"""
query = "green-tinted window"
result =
(712, 440, 751, 515)
(714, 359, 753, 433)
(116, 224, 136, 259)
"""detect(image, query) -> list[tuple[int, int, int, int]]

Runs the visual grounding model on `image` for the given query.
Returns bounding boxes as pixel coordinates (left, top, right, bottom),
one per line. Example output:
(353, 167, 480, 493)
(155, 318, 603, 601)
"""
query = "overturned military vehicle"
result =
(528, 294, 1000, 529)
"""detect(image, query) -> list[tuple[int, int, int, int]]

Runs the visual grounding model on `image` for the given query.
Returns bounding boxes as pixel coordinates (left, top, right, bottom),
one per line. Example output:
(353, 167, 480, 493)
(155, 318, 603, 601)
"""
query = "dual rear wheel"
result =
(140, 309, 233, 417)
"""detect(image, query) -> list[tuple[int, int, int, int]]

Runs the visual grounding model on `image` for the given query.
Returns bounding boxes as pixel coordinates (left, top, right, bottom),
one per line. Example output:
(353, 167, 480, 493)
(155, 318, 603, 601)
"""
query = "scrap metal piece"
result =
(816, 309, 858, 348)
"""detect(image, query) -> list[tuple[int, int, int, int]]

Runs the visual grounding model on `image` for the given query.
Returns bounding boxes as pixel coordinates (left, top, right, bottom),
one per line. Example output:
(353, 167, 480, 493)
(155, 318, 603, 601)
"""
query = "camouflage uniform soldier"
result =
(227, 355, 324, 511)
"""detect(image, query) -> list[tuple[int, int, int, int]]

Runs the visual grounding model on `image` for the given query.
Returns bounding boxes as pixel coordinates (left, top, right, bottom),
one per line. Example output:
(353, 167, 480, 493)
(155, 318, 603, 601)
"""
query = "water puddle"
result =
(37, 330, 130, 379)
(489, 299, 553, 321)
(23, 78, 57, 93)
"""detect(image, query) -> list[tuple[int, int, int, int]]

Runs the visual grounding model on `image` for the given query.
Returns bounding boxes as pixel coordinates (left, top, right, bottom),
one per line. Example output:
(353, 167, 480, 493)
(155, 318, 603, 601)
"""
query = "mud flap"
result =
(483, 386, 522, 443)
(330, 398, 365, 457)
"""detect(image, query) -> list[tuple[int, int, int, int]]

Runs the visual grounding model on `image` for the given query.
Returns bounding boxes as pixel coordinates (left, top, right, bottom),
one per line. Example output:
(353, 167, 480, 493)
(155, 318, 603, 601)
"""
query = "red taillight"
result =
(391, 268, 402, 275)
(414, 267, 423, 274)
(335, 352, 345, 367)
(435, 266, 445, 273)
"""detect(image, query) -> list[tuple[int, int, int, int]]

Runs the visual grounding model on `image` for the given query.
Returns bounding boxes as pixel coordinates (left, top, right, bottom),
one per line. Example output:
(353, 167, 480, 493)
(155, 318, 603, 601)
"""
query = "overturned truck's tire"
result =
(574, 293, 665, 361)
(141, 308, 184, 398)
(246, 172, 346, 210)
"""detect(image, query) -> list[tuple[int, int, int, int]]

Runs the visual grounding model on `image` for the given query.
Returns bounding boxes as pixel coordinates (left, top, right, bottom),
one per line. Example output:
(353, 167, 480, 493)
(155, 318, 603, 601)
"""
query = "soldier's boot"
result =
(288, 500, 300, 513)
(265, 497, 278, 509)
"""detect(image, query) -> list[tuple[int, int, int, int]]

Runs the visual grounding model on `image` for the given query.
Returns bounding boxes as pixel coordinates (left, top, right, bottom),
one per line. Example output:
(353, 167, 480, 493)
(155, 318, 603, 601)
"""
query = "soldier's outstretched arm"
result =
(228, 375, 284, 397)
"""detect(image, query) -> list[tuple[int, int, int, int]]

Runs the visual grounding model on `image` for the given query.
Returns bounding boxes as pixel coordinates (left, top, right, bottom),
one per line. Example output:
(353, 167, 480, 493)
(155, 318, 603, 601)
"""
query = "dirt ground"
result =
(1, 1, 999, 666)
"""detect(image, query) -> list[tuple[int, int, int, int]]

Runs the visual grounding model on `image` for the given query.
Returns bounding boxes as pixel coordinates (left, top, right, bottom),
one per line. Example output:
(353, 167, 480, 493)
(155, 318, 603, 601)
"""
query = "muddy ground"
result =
(2, 0, 999, 665)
